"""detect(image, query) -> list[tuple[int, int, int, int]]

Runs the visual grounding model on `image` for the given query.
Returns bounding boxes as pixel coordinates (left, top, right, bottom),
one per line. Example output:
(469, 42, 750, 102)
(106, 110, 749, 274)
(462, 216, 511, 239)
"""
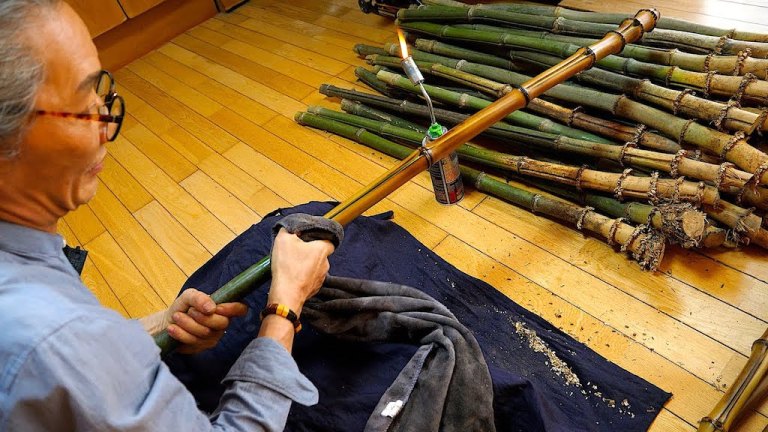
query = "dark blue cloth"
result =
(165, 201, 671, 432)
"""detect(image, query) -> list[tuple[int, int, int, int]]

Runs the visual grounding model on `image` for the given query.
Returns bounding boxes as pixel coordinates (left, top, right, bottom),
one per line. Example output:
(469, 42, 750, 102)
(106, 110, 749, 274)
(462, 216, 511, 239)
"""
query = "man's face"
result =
(14, 3, 106, 212)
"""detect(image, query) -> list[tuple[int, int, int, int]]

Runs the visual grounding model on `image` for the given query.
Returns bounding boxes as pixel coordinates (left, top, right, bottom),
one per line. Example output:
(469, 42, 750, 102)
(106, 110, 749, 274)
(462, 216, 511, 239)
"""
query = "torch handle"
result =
(155, 8, 659, 355)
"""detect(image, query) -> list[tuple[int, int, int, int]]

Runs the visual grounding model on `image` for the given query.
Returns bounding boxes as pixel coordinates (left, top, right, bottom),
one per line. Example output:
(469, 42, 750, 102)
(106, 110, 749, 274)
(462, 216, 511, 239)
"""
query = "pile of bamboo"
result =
(294, 0, 768, 272)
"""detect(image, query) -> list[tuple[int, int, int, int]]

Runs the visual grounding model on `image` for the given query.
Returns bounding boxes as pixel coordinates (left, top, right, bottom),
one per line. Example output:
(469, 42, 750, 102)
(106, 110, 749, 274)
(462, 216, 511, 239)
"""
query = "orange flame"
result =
(396, 28, 409, 59)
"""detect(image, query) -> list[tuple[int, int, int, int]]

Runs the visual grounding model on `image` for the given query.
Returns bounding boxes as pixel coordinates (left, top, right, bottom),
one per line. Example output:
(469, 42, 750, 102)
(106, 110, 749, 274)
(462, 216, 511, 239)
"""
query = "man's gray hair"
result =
(0, 0, 61, 158)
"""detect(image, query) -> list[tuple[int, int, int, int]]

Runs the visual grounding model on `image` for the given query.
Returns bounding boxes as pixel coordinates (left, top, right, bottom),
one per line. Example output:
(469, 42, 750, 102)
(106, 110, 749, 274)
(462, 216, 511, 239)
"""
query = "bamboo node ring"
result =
(619, 141, 638, 167)
(576, 206, 593, 230)
(703, 71, 716, 98)
(745, 161, 768, 192)
(713, 99, 738, 131)
(733, 73, 757, 104)
(621, 225, 645, 253)
(518, 86, 532, 106)
(714, 35, 729, 55)
(677, 119, 696, 145)
(703, 53, 715, 74)
(719, 131, 745, 160)
(606, 30, 627, 51)
(673, 176, 686, 202)
(575, 164, 588, 191)
(567, 106, 584, 127)
(735, 48, 752, 76)
(552, 16, 565, 34)
(672, 89, 695, 115)
(637, 8, 660, 23)
(614, 168, 634, 201)
(531, 194, 542, 213)
(670, 150, 688, 178)
(648, 171, 660, 204)
(664, 66, 676, 88)
(515, 157, 526, 174)
(714, 162, 735, 191)
(607, 217, 626, 246)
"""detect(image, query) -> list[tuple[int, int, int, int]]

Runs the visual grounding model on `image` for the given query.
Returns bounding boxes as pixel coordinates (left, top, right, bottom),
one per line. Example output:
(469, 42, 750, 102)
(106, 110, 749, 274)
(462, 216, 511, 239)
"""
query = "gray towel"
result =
(272, 213, 344, 248)
(303, 275, 496, 432)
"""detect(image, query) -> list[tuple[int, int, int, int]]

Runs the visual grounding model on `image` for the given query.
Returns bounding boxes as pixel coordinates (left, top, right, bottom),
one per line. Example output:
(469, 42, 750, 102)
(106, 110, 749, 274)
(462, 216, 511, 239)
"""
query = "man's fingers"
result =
(184, 289, 216, 314)
(215, 302, 248, 318)
(172, 311, 216, 337)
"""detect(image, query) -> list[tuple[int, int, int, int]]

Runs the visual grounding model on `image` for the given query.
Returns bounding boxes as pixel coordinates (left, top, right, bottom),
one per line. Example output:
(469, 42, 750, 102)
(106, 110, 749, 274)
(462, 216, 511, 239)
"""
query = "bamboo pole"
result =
(371, 44, 682, 152)
(398, 21, 768, 105)
(298, 109, 721, 207)
(154, 9, 661, 354)
(325, 84, 683, 155)
(319, 102, 767, 209)
(698, 329, 768, 432)
(422, 0, 768, 43)
(371, 68, 616, 144)
(446, 24, 768, 80)
(411, 38, 768, 135)
(373, 51, 768, 188)
(397, 5, 768, 57)
(523, 180, 722, 249)
(302, 107, 768, 249)
(295, 111, 666, 269)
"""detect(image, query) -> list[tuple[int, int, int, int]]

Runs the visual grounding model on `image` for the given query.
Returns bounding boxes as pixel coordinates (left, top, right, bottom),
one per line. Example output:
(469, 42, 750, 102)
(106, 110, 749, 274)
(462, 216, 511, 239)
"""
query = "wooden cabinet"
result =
(64, 0, 126, 38)
(117, 0, 166, 18)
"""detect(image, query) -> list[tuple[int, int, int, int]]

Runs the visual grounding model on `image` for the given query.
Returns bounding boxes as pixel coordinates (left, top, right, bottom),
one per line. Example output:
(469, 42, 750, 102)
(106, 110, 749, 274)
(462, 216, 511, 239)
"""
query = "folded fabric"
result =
(304, 276, 495, 432)
(165, 201, 671, 432)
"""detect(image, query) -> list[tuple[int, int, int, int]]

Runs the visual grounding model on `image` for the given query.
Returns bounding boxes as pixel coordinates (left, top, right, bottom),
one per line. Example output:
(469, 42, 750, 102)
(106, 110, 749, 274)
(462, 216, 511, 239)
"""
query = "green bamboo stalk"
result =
(299, 107, 768, 248)
(302, 107, 721, 206)
(422, 0, 768, 43)
(413, 39, 768, 135)
(372, 68, 615, 143)
(296, 110, 666, 269)
(398, 21, 768, 104)
(523, 179, 711, 248)
(373, 53, 768, 186)
(397, 5, 768, 57)
(354, 66, 405, 98)
(340, 99, 427, 133)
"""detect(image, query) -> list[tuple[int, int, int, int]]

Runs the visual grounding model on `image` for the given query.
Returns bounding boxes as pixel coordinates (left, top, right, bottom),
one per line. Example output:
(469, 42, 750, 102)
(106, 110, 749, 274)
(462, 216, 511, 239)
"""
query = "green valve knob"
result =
(427, 123, 444, 139)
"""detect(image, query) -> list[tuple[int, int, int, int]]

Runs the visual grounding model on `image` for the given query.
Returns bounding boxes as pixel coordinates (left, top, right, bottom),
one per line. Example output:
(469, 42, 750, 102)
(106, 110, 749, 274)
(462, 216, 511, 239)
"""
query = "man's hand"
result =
(141, 289, 248, 354)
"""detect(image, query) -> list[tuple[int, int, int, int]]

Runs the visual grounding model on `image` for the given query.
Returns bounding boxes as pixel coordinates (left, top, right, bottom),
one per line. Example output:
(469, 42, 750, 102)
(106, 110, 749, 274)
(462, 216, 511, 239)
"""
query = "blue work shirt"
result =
(0, 220, 318, 431)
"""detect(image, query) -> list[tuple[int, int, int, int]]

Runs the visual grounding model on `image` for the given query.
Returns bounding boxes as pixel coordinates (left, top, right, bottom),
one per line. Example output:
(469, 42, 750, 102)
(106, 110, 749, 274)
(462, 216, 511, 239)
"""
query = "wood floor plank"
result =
(120, 114, 197, 183)
(179, 170, 259, 235)
(87, 181, 186, 303)
(63, 203, 106, 245)
(107, 135, 235, 255)
(85, 231, 166, 318)
(247, 2, 394, 44)
(141, 50, 278, 127)
(116, 68, 240, 154)
(97, 154, 153, 213)
(201, 17, 349, 76)
(222, 142, 330, 206)
(213, 13, 364, 65)
(57, 219, 79, 246)
(164, 37, 308, 118)
(186, 26, 334, 90)
(119, 89, 216, 165)
(133, 200, 211, 276)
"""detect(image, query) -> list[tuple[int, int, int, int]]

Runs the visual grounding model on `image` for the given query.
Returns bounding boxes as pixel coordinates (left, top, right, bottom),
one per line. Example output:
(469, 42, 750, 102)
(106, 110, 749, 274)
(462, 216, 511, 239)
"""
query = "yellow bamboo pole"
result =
(155, 9, 660, 354)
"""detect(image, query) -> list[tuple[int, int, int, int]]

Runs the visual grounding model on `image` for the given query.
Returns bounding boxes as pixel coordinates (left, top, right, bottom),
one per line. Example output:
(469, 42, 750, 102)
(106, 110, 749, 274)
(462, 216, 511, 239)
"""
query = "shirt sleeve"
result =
(3, 315, 318, 432)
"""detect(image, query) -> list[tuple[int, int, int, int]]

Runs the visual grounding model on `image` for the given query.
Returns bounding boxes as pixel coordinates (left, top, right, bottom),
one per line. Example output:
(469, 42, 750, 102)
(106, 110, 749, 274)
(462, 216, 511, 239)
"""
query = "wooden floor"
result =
(57, 1, 767, 430)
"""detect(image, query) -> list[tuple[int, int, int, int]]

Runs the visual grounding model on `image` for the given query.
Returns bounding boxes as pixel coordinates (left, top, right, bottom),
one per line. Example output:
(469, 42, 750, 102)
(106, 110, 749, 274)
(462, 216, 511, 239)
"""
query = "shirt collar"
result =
(0, 220, 65, 257)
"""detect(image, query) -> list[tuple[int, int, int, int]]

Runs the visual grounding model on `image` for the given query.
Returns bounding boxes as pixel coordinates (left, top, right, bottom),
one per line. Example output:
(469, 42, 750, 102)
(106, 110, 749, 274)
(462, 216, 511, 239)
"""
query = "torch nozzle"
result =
(401, 56, 424, 85)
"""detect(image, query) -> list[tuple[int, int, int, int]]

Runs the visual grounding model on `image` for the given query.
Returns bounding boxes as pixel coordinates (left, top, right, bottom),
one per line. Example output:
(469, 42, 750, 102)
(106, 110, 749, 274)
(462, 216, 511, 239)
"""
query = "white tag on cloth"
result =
(380, 400, 404, 418)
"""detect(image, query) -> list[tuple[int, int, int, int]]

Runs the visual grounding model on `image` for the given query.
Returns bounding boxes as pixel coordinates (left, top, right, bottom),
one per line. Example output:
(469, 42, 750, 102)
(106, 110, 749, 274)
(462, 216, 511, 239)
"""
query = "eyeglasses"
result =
(35, 70, 125, 142)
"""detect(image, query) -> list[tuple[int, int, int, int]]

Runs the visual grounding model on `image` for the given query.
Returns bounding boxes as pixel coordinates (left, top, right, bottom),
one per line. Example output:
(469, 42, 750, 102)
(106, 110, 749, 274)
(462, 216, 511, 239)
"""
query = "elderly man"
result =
(0, 1, 334, 430)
